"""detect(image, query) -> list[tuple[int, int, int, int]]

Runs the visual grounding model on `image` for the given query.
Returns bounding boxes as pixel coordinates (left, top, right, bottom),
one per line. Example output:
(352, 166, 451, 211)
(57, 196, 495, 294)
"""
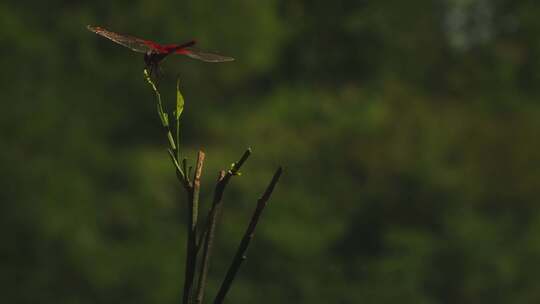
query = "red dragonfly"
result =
(87, 25, 234, 76)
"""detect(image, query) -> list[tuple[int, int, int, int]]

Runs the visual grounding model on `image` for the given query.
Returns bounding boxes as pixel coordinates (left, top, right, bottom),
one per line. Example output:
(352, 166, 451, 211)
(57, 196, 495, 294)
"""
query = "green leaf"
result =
(163, 112, 169, 127)
(157, 103, 169, 127)
(167, 131, 176, 150)
(175, 78, 184, 120)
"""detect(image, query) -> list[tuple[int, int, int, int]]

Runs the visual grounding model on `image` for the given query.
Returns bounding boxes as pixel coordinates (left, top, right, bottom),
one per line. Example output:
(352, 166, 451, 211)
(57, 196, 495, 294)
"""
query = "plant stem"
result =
(194, 148, 252, 250)
(192, 151, 205, 250)
(194, 149, 252, 303)
(194, 170, 225, 304)
(144, 69, 186, 182)
(176, 108, 181, 161)
(145, 72, 281, 303)
(213, 167, 283, 304)
(182, 151, 205, 304)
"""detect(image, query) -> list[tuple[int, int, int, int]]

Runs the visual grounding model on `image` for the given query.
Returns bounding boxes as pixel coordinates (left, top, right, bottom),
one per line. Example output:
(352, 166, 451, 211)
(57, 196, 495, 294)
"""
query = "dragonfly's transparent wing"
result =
(182, 47, 235, 62)
(87, 25, 158, 53)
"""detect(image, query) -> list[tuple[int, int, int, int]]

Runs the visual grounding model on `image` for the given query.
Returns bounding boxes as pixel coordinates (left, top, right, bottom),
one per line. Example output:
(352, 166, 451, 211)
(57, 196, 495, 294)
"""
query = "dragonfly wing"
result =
(87, 25, 159, 53)
(182, 47, 235, 62)
(163, 40, 196, 53)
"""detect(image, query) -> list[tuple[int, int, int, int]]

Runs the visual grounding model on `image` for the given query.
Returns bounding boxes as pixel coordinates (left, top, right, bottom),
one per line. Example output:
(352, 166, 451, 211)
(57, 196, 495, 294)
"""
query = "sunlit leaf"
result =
(176, 78, 185, 120)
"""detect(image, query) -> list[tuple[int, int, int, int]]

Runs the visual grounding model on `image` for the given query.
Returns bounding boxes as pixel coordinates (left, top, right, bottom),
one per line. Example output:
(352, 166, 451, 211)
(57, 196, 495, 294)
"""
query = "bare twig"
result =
(199, 148, 251, 246)
(213, 167, 283, 304)
(194, 170, 225, 304)
(194, 148, 252, 253)
(194, 149, 252, 303)
(214, 148, 251, 213)
(182, 151, 205, 304)
(192, 151, 205, 248)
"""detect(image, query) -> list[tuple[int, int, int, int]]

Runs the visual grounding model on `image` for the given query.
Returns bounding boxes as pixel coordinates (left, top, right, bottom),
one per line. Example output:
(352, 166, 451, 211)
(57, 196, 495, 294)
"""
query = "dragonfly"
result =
(87, 25, 234, 77)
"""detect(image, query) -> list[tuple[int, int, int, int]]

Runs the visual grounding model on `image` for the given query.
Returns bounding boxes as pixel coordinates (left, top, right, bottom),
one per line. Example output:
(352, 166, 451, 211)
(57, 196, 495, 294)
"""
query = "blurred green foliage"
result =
(2, 1, 540, 303)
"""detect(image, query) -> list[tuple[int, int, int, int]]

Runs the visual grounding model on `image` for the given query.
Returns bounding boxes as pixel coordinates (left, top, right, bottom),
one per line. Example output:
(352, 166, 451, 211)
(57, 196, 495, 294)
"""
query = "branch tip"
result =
(213, 166, 282, 304)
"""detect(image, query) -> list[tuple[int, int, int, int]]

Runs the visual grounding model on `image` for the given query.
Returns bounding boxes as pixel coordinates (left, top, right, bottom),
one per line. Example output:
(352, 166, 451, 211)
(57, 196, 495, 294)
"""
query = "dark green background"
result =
(2, 1, 540, 303)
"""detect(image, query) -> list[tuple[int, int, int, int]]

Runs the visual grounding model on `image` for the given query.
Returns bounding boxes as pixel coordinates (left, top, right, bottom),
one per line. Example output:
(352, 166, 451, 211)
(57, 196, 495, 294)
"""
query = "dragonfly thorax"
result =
(144, 51, 169, 79)
(144, 51, 163, 67)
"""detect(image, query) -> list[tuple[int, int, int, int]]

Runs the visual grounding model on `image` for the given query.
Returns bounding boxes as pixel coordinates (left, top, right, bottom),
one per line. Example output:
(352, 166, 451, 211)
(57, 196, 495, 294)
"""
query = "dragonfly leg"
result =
(145, 62, 161, 86)
(157, 65, 164, 81)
